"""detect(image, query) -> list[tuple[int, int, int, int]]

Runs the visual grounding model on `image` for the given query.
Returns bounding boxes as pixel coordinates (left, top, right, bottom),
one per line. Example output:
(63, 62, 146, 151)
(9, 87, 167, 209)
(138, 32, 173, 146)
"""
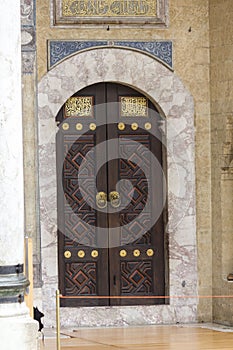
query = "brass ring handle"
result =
(109, 191, 121, 208)
(96, 191, 107, 208)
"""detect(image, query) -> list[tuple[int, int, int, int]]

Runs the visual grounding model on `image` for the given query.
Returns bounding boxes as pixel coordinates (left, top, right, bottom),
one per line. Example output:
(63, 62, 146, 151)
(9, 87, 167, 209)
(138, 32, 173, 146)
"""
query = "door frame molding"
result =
(38, 47, 197, 327)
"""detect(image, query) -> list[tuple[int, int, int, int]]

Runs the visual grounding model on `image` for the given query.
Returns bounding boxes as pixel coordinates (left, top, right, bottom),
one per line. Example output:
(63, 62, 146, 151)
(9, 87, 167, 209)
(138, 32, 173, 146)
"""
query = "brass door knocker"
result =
(96, 191, 107, 208)
(109, 191, 121, 208)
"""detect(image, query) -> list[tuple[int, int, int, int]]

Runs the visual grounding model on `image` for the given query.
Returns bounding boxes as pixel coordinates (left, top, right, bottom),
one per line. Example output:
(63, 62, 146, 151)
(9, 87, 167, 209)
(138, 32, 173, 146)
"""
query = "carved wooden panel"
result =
(121, 261, 152, 294)
(65, 262, 97, 295)
(63, 134, 96, 246)
(118, 134, 151, 245)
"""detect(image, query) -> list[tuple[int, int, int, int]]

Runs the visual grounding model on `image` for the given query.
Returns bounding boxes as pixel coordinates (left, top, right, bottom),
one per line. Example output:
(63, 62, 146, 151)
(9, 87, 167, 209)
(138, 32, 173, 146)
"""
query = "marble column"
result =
(0, 1, 38, 349)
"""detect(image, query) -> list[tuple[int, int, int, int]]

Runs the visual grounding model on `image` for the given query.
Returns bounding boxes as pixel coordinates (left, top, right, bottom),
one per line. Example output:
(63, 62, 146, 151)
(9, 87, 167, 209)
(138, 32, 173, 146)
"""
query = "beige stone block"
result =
(195, 115, 211, 134)
(195, 131, 211, 154)
(196, 214, 211, 232)
(197, 297, 212, 322)
(212, 81, 230, 101)
(195, 102, 210, 116)
(215, 46, 233, 64)
(221, 62, 233, 81)
(192, 82, 210, 103)
(211, 100, 232, 115)
(194, 47, 210, 65)
(193, 64, 210, 82)
(173, 0, 208, 7)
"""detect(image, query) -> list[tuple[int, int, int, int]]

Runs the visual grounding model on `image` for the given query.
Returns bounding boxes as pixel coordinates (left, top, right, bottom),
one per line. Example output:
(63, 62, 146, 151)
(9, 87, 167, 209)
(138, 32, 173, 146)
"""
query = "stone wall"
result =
(210, 0, 233, 325)
(33, 0, 213, 323)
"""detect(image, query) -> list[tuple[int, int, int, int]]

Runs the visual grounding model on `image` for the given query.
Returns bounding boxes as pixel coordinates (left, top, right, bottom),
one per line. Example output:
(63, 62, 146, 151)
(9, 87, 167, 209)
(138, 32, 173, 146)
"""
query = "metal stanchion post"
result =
(56, 290, 61, 350)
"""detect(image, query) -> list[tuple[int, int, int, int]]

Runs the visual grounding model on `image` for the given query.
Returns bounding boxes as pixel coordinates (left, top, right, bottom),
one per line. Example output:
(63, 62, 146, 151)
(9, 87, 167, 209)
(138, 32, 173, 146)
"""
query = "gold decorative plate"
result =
(77, 250, 85, 258)
(76, 123, 83, 130)
(120, 249, 127, 257)
(147, 249, 154, 257)
(133, 249, 140, 257)
(89, 123, 96, 131)
(64, 250, 71, 258)
(145, 122, 152, 130)
(62, 122, 69, 130)
(118, 122, 125, 130)
(131, 123, 138, 131)
(91, 250, 98, 258)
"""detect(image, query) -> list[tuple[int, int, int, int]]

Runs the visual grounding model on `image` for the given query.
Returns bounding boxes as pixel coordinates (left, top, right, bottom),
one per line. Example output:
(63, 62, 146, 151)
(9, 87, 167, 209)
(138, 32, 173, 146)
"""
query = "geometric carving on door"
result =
(63, 135, 95, 177)
(63, 134, 96, 246)
(118, 134, 151, 246)
(120, 213, 152, 245)
(64, 211, 96, 246)
(65, 262, 97, 295)
(121, 261, 152, 294)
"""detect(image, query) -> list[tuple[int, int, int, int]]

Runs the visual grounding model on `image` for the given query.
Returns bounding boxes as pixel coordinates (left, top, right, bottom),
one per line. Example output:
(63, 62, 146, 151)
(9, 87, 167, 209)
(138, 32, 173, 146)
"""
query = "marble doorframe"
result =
(38, 47, 197, 327)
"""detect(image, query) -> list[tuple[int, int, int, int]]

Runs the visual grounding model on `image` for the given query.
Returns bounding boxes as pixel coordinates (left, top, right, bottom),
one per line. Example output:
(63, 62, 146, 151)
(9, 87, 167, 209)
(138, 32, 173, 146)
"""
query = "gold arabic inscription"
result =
(120, 97, 148, 117)
(65, 96, 93, 117)
(62, 0, 157, 17)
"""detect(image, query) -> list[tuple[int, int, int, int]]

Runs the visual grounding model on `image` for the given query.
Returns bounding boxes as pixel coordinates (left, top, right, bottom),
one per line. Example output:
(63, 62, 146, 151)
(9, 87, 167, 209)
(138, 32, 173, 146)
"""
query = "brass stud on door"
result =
(89, 123, 96, 131)
(146, 249, 154, 257)
(120, 249, 127, 257)
(77, 250, 85, 258)
(76, 123, 83, 131)
(64, 250, 71, 259)
(118, 122, 125, 130)
(62, 122, 69, 131)
(131, 123, 138, 131)
(133, 249, 140, 257)
(91, 250, 98, 258)
(145, 122, 151, 130)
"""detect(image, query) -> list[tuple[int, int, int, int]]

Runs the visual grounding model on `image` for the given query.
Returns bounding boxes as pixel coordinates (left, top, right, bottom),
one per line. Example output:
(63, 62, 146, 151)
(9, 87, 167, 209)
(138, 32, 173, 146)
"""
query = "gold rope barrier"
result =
(56, 290, 61, 350)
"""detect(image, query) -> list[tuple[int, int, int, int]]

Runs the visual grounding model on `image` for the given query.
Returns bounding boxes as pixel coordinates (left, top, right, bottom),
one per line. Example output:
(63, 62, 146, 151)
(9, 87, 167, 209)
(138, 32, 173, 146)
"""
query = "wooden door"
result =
(57, 83, 165, 307)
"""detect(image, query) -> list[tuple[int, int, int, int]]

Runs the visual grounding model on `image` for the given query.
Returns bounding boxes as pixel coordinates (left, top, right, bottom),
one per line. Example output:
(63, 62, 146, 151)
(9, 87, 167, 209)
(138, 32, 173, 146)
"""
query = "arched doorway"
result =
(56, 82, 166, 307)
(38, 47, 197, 326)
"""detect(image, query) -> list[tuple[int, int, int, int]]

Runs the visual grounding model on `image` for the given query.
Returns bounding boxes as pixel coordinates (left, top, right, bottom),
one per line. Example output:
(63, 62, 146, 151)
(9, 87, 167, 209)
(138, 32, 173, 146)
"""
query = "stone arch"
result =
(38, 48, 197, 327)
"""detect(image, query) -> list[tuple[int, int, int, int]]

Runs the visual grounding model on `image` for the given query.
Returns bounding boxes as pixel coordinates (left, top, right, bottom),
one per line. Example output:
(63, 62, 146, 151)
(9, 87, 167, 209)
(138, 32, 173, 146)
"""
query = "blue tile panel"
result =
(49, 40, 173, 69)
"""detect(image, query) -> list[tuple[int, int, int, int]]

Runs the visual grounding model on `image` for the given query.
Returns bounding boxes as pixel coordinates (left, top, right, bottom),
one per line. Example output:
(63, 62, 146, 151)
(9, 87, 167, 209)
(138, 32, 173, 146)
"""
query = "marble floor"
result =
(40, 323, 233, 350)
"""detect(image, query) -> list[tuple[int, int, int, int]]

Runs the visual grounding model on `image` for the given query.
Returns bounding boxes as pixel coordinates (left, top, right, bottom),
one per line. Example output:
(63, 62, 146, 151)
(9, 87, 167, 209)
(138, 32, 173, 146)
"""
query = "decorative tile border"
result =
(49, 40, 173, 69)
(21, 0, 36, 74)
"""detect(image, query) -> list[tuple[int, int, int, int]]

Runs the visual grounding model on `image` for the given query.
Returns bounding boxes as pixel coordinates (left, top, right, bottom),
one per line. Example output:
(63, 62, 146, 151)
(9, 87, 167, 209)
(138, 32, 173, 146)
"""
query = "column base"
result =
(0, 302, 39, 350)
(0, 266, 39, 349)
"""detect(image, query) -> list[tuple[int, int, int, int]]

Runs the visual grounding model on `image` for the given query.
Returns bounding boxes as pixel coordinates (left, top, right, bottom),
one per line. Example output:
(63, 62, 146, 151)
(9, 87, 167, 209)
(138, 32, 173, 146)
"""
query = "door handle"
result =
(109, 191, 121, 208)
(96, 191, 107, 208)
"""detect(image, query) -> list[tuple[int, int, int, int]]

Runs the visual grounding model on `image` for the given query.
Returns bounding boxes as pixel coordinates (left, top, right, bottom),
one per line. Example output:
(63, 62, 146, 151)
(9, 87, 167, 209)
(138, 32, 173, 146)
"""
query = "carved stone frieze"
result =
(52, 0, 168, 26)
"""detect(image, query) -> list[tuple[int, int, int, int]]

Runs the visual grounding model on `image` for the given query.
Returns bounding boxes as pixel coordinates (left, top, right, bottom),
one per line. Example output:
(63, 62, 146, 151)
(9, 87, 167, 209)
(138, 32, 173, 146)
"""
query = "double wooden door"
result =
(57, 83, 165, 307)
